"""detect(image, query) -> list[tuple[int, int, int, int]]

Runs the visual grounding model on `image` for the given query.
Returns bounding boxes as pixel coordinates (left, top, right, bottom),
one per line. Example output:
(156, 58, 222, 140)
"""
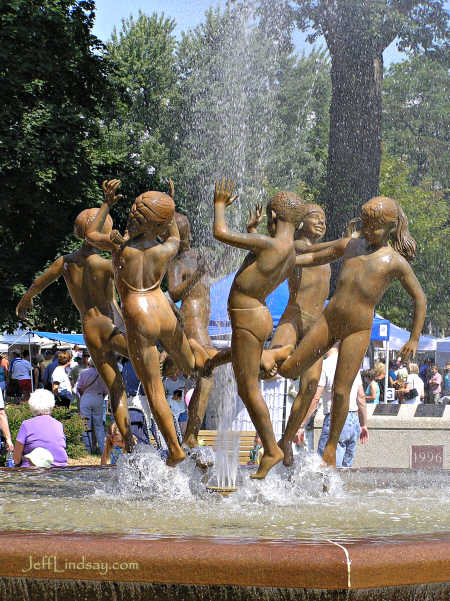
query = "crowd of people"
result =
(0, 345, 195, 467)
(0, 343, 448, 469)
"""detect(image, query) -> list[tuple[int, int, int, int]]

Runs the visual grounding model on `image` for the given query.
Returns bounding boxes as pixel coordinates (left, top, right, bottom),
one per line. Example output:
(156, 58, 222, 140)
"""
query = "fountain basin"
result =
(0, 460, 448, 599)
(0, 530, 448, 599)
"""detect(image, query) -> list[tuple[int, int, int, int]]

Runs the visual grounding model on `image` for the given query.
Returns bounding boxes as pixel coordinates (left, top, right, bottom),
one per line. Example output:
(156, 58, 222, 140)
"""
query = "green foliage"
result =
(268, 49, 330, 192)
(98, 11, 180, 230)
(0, 0, 115, 330)
(290, 0, 449, 56)
(378, 154, 449, 335)
(383, 54, 449, 188)
(4, 403, 86, 461)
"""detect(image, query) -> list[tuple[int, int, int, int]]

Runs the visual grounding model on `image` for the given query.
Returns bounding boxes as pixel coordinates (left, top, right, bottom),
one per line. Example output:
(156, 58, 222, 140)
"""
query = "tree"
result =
(0, 0, 114, 330)
(260, 1, 448, 247)
(378, 154, 449, 335)
(99, 10, 180, 228)
(383, 54, 449, 188)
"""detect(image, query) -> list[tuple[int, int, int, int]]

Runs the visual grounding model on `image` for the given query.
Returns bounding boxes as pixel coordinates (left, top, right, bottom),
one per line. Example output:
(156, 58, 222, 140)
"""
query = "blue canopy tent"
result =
(32, 331, 85, 345)
(208, 271, 390, 341)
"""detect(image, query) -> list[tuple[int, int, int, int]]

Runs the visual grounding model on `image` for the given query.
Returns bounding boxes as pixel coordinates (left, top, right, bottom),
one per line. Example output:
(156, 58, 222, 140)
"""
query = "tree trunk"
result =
(326, 48, 383, 288)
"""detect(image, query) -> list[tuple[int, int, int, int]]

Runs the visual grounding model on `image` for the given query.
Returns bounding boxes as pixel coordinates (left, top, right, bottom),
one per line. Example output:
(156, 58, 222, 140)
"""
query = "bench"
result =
(198, 430, 257, 465)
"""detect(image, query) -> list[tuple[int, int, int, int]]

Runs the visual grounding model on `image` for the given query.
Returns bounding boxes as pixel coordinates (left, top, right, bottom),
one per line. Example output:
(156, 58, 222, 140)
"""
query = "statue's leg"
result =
(261, 315, 298, 376)
(321, 329, 371, 467)
(231, 327, 283, 479)
(278, 314, 334, 380)
(161, 318, 196, 375)
(278, 357, 323, 466)
(110, 330, 129, 358)
(83, 312, 133, 452)
(89, 347, 134, 453)
(183, 374, 214, 448)
(129, 335, 185, 467)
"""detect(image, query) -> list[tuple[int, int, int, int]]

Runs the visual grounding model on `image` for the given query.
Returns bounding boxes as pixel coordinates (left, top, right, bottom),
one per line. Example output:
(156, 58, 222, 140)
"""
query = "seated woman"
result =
(13, 389, 69, 467)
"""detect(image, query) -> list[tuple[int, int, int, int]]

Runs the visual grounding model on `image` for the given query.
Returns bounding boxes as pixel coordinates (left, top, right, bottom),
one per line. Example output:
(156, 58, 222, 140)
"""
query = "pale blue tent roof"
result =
(209, 271, 390, 340)
(32, 331, 85, 345)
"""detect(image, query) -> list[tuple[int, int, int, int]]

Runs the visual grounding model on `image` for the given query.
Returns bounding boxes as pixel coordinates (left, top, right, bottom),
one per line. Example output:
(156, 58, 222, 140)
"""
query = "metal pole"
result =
(28, 331, 34, 392)
(384, 339, 390, 403)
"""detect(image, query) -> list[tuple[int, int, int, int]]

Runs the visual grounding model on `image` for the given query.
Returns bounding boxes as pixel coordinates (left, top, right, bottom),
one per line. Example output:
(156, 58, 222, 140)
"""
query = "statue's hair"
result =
(129, 191, 175, 226)
(74, 208, 113, 240)
(300, 203, 325, 220)
(268, 191, 304, 224)
(361, 196, 416, 261)
(174, 212, 191, 240)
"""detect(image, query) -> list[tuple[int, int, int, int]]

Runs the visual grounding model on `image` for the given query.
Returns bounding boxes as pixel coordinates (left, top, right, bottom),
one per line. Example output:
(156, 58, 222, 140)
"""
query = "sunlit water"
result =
(0, 445, 448, 541)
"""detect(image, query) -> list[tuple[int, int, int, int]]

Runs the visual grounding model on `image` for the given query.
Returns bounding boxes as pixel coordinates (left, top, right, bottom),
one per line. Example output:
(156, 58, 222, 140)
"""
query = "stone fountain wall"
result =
(314, 404, 450, 469)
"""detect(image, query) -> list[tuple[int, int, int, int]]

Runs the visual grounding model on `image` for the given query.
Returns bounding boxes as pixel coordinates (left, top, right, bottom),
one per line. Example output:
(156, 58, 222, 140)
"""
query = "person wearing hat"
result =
(13, 389, 68, 467)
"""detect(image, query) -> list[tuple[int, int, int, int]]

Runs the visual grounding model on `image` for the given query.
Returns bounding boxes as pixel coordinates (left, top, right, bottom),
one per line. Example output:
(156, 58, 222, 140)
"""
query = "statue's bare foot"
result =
(261, 345, 294, 379)
(261, 349, 277, 376)
(272, 344, 294, 363)
(250, 446, 284, 479)
(166, 447, 186, 467)
(320, 445, 336, 468)
(183, 434, 198, 449)
(278, 437, 294, 467)
(189, 339, 218, 369)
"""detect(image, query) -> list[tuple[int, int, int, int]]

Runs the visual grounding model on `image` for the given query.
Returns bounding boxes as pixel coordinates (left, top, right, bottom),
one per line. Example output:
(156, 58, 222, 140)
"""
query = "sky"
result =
(91, 0, 409, 65)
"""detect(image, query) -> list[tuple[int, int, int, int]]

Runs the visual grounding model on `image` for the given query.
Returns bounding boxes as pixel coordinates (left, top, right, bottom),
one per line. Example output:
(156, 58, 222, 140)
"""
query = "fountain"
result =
(0, 452, 449, 598)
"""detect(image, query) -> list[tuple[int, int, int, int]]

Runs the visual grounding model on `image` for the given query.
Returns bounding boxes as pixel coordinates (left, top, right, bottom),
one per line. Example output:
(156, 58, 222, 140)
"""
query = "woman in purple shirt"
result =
(13, 389, 68, 467)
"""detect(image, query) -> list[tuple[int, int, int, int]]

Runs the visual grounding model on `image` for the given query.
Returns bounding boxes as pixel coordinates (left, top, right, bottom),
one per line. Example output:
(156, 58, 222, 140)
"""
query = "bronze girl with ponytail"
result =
(271, 194, 427, 473)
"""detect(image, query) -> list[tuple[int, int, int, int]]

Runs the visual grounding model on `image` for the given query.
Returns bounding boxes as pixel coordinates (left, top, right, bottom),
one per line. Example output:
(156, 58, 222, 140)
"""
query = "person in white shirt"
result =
(293, 344, 369, 467)
(399, 362, 424, 404)
(51, 351, 73, 409)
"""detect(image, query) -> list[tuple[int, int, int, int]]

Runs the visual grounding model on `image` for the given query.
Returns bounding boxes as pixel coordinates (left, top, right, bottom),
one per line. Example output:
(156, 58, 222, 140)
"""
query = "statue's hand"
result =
(102, 179, 123, 207)
(16, 296, 32, 319)
(399, 338, 418, 362)
(247, 203, 263, 232)
(168, 179, 175, 199)
(110, 229, 127, 245)
(214, 178, 239, 208)
(345, 217, 360, 238)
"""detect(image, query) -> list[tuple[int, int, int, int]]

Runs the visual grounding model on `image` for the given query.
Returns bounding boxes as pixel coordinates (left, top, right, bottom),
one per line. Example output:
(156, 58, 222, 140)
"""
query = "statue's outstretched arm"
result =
(295, 236, 350, 267)
(213, 178, 272, 252)
(86, 180, 122, 251)
(16, 256, 65, 319)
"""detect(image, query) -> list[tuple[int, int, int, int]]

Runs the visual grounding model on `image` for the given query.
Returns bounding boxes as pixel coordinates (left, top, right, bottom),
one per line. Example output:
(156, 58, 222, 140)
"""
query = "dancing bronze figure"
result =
(213, 179, 302, 478)
(86, 180, 210, 467)
(278, 196, 426, 469)
(16, 198, 134, 451)
(167, 211, 215, 449)
(261, 204, 331, 466)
